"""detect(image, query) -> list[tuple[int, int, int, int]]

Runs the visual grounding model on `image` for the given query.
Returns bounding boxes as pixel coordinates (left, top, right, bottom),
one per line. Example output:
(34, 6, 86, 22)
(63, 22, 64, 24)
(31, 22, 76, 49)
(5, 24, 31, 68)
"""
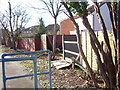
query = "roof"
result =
(22, 25, 39, 32)
(47, 24, 60, 31)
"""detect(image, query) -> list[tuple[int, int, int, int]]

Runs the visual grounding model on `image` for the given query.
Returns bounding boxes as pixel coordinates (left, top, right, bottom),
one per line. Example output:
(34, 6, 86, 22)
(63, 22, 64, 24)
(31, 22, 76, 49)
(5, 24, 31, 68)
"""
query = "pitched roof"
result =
(47, 24, 60, 31)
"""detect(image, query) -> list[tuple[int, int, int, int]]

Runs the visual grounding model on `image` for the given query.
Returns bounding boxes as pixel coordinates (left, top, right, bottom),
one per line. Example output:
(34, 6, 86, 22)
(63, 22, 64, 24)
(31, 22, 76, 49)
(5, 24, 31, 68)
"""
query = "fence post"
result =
(41, 34, 47, 50)
(62, 35, 65, 60)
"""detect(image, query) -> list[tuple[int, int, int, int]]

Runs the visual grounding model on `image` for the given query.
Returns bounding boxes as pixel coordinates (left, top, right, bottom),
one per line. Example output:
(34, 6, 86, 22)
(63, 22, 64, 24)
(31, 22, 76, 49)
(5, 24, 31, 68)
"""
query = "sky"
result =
(0, 0, 68, 28)
(0, 0, 103, 28)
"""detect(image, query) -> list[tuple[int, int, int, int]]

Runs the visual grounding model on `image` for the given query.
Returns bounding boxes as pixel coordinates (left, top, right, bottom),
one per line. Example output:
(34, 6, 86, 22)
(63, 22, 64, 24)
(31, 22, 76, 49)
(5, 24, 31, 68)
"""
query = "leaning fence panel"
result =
(63, 31, 114, 72)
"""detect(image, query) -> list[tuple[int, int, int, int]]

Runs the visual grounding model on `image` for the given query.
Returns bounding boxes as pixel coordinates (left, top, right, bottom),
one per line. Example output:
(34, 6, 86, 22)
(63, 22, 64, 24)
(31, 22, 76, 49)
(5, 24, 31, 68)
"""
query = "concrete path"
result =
(0, 48, 42, 89)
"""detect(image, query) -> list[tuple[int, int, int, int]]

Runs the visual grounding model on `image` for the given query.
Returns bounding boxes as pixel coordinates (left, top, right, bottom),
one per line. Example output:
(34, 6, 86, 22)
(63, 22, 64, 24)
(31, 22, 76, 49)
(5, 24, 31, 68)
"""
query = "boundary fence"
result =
(62, 31, 111, 71)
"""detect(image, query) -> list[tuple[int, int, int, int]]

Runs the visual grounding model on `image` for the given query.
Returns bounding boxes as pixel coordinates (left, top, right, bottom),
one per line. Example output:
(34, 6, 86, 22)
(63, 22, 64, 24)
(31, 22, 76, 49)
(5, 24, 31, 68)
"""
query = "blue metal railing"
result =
(0, 50, 51, 90)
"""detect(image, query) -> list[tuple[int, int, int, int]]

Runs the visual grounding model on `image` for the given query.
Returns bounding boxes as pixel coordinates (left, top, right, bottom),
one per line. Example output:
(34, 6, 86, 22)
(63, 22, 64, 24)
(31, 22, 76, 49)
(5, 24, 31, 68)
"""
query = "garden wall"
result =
(17, 38, 41, 51)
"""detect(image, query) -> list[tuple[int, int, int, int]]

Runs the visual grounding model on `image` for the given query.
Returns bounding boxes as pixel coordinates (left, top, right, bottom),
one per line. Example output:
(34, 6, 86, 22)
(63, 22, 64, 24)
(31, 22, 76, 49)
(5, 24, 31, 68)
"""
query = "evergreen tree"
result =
(35, 17, 47, 34)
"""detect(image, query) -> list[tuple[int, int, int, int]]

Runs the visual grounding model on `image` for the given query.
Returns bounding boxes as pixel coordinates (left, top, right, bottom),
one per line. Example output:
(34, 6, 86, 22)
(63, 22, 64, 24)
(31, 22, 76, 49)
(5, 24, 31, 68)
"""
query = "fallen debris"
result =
(51, 58, 72, 69)
(52, 57, 87, 73)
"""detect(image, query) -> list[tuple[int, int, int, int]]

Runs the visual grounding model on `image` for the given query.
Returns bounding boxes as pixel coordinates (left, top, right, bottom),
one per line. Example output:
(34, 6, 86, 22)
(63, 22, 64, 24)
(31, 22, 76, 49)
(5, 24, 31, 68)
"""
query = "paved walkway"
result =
(0, 47, 42, 89)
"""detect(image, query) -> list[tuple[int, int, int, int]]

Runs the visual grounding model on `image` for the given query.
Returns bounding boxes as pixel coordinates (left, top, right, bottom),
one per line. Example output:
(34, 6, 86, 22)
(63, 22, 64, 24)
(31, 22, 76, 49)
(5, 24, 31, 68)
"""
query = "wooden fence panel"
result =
(63, 31, 102, 71)
(41, 34, 62, 51)
(63, 35, 79, 59)
(17, 38, 41, 51)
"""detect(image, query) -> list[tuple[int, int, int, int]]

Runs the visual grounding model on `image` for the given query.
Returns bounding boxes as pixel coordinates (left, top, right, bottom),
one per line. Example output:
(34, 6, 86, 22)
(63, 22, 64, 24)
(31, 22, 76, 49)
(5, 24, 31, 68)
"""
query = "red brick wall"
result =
(17, 38, 41, 51)
(60, 18, 74, 35)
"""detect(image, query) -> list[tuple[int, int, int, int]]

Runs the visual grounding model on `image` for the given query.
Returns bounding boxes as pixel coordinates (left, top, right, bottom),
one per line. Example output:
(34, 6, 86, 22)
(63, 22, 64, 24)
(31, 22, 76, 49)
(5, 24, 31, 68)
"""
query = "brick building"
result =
(60, 2, 112, 35)
(60, 18, 74, 35)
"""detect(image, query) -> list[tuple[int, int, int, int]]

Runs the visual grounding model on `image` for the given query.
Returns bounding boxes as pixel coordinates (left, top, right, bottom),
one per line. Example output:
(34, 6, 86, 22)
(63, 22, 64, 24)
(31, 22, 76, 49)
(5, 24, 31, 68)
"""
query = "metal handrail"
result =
(0, 50, 51, 90)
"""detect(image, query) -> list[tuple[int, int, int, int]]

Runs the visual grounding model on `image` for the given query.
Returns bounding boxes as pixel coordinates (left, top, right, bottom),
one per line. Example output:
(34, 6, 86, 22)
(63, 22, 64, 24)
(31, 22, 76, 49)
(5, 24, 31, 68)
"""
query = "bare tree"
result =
(0, 1, 30, 49)
(0, 12, 11, 46)
(13, 5, 30, 45)
(7, 1, 30, 49)
(36, 0, 62, 59)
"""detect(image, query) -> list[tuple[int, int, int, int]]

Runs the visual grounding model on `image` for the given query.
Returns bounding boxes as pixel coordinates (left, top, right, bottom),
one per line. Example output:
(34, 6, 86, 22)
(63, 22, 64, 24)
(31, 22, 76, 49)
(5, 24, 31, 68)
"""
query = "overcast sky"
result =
(0, 0, 68, 28)
(0, 0, 104, 28)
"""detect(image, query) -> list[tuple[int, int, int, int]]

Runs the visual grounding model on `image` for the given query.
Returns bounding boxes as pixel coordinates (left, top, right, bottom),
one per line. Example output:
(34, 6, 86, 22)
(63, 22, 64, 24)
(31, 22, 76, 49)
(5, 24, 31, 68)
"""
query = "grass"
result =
(57, 52, 63, 56)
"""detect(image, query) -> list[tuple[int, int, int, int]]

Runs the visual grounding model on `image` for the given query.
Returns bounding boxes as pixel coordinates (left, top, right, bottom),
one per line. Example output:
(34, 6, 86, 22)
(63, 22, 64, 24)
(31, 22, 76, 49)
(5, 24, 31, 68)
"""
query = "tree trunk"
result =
(94, 3, 111, 53)
(117, 1, 120, 88)
(89, 34, 110, 87)
(9, 1, 16, 50)
(61, 2, 99, 87)
(107, 3, 117, 72)
(82, 16, 116, 88)
(94, 3, 116, 88)
(75, 24, 99, 88)
(52, 18, 57, 59)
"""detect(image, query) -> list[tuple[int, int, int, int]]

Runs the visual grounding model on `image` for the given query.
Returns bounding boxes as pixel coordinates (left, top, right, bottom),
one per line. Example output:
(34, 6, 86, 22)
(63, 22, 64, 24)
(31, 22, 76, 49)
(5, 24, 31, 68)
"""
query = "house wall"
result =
(60, 18, 74, 35)
(92, 3, 112, 31)
(69, 15, 93, 35)
(97, 3, 112, 31)
(61, 3, 112, 35)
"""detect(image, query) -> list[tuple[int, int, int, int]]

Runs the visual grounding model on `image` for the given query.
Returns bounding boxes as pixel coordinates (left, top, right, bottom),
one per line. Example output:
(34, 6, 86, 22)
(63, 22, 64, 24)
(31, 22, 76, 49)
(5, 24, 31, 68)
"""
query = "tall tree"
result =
(0, 13, 11, 46)
(117, 1, 120, 88)
(8, 1, 16, 49)
(35, 17, 47, 34)
(39, 0, 62, 59)
(93, 2, 116, 88)
(107, 2, 118, 75)
(62, 2, 99, 87)
(6, 1, 30, 49)
(62, 1, 117, 88)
